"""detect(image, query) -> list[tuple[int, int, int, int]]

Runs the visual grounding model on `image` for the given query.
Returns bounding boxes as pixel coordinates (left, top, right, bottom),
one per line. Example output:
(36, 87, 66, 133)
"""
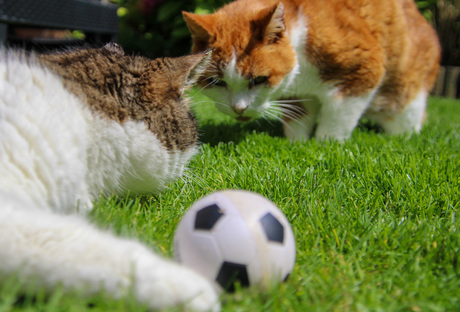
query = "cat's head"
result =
(183, 2, 297, 122)
(38, 44, 212, 195)
(40, 43, 211, 151)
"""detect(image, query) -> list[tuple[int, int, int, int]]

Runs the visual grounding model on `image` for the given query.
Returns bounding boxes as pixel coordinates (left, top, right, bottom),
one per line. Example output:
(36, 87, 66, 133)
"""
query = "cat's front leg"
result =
(0, 201, 219, 311)
(314, 91, 375, 142)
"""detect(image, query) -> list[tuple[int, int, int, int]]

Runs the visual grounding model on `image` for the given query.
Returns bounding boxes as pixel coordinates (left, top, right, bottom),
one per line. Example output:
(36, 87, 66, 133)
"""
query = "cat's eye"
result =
(250, 76, 268, 87)
(213, 79, 227, 87)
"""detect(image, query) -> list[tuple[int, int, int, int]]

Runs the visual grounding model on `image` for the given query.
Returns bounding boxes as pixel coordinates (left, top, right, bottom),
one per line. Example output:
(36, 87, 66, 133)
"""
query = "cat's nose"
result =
(232, 106, 246, 115)
(231, 101, 248, 115)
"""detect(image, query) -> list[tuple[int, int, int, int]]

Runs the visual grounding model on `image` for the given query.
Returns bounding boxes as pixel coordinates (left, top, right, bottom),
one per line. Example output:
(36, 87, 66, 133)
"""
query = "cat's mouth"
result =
(236, 116, 253, 122)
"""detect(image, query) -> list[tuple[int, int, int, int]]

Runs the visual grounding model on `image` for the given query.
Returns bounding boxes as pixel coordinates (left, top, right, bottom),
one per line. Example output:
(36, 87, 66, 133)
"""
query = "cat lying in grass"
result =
(183, 0, 441, 141)
(0, 44, 218, 311)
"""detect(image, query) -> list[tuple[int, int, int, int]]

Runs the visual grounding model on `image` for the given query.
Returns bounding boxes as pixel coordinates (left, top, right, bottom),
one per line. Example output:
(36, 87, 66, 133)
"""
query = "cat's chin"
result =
(235, 116, 253, 122)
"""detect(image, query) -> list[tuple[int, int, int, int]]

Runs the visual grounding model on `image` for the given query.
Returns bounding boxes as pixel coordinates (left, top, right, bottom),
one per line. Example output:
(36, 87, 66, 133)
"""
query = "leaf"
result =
(156, 2, 183, 23)
(416, 1, 431, 9)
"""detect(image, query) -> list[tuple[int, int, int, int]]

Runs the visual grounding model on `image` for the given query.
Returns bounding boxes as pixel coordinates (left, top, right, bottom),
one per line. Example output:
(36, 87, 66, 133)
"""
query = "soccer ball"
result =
(173, 190, 296, 292)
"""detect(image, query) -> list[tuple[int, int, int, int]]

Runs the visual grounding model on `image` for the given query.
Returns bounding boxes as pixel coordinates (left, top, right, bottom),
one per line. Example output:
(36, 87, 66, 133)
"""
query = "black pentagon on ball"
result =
(216, 261, 250, 292)
(194, 204, 224, 230)
(260, 212, 284, 243)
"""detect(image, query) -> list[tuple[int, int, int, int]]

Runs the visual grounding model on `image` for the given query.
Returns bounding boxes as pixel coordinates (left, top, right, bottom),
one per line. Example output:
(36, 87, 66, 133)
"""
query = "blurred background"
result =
(0, 0, 458, 97)
(116, 0, 458, 64)
(114, 0, 230, 58)
(116, 0, 460, 98)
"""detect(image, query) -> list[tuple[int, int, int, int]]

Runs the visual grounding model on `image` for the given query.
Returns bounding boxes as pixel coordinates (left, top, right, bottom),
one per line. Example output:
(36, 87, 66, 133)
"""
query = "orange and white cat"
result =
(183, 0, 441, 141)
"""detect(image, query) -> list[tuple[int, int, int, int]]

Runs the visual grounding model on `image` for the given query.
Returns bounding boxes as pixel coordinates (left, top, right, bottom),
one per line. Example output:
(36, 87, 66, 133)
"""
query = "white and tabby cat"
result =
(0, 44, 218, 311)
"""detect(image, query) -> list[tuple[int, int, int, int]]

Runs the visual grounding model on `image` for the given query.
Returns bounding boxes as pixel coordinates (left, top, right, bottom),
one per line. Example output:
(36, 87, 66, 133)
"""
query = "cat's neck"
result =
(278, 11, 308, 96)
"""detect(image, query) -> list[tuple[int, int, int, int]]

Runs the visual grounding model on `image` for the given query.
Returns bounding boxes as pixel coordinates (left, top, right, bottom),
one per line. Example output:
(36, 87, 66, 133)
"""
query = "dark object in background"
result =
(0, 0, 118, 51)
(115, 0, 230, 58)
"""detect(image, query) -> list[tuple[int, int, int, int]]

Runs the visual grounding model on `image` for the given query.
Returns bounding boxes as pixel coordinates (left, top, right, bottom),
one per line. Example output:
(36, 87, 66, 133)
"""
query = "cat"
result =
(0, 43, 219, 311)
(183, 0, 441, 141)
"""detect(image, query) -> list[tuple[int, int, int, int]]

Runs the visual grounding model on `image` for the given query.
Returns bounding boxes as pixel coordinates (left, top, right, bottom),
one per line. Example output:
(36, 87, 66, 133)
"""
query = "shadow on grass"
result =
(198, 117, 384, 146)
(357, 119, 385, 134)
(198, 118, 285, 146)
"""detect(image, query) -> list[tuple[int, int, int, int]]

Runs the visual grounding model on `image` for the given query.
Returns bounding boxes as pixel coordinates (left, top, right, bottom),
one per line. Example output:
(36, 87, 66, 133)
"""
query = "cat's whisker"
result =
(209, 100, 230, 109)
(190, 99, 229, 110)
(209, 77, 221, 87)
(263, 110, 295, 131)
(192, 100, 218, 105)
(279, 88, 297, 96)
(265, 103, 309, 131)
(271, 104, 306, 116)
(279, 110, 305, 122)
(269, 102, 307, 120)
(190, 76, 223, 98)
(192, 79, 216, 97)
(272, 104, 307, 114)
(283, 110, 309, 123)
(271, 99, 311, 103)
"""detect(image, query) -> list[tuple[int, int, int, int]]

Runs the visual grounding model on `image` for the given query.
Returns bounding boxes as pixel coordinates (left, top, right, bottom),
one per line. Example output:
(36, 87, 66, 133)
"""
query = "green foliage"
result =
(111, 0, 230, 58)
(416, 0, 438, 21)
(112, 0, 459, 65)
(415, 0, 460, 66)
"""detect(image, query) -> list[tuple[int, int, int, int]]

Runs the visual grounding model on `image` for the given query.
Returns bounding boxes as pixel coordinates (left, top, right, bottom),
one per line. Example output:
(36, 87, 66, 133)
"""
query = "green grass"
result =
(1, 96, 459, 311)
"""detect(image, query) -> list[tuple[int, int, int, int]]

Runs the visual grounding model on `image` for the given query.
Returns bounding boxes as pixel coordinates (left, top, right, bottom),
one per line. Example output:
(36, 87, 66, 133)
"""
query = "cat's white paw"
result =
(133, 250, 220, 311)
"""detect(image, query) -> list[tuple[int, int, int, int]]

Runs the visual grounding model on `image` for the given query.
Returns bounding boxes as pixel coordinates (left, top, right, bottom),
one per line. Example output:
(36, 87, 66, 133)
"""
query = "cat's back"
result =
(0, 50, 89, 125)
(0, 50, 89, 210)
(294, 0, 440, 100)
(0, 50, 89, 122)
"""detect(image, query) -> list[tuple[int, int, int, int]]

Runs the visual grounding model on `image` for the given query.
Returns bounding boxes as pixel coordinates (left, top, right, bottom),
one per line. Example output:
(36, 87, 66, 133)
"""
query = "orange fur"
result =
(183, 0, 441, 140)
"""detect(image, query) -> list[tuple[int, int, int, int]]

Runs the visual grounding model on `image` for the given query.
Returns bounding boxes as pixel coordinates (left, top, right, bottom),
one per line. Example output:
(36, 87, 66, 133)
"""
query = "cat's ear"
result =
(259, 2, 286, 44)
(140, 51, 211, 102)
(182, 12, 215, 51)
(180, 50, 213, 92)
(103, 42, 125, 55)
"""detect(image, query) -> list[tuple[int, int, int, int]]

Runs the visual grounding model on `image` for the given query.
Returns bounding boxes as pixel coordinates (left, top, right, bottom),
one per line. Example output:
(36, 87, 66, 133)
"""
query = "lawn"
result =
(1, 96, 459, 311)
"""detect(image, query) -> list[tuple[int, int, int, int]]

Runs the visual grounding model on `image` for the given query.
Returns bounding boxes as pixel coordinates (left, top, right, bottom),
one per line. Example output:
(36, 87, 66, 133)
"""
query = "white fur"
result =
(314, 89, 379, 141)
(366, 90, 428, 135)
(0, 51, 219, 311)
(222, 56, 255, 115)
